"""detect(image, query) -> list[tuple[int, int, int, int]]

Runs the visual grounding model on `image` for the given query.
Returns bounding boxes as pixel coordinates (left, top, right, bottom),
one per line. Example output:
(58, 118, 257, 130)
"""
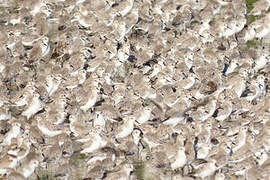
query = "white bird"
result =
(16, 159, 39, 178)
(12, 83, 36, 106)
(232, 126, 248, 153)
(163, 112, 185, 127)
(194, 159, 217, 179)
(0, 108, 10, 121)
(45, 74, 62, 97)
(244, 14, 270, 41)
(149, 64, 162, 79)
(115, 116, 136, 139)
(199, 99, 217, 121)
(71, 12, 97, 28)
(21, 93, 43, 119)
(64, 69, 87, 89)
(197, 143, 211, 159)
(177, 74, 197, 90)
(254, 53, 268, 71)
(132, 129, 142, 146)
(170, 147, 187, 170)
(40, 36, 50, 57)
(0, 154, 18, 174)
(93, 112, 106, 130)
(135, 106, 152, 125)
(225, 59, 238, 75)
(3, 122, 21, 145)
(215, 101, 232, 122)
(245, 77, 265, 102)
(80, 87, 99, 112)
(104, 164, 134, 180)
(36, 117, 62, 137)
(80, 133, 107, 154)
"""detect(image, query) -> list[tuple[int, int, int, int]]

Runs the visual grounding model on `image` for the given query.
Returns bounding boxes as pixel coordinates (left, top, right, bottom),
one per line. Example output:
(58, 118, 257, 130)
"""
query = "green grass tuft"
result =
(246, 0, 259, 13)
(209, 18, 216, 25)
(247, 15, 257, 24)
(246, 40, 257, 48)
(135, 161, 144, 180)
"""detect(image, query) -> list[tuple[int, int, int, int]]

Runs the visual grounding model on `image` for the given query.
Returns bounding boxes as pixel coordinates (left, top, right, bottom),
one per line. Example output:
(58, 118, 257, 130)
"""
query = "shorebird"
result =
(11, 83, 36, 107)
(93, 111, 106, 130)
(170, 146, 187, 170)
(28, 36, 50, 60)
(21, 34, 40, 47)
(69, 114, 89, 138)
(36, 116, 62, 137)
(80, 86, 99, 112)
(249, 0, 270, 16)
(226, 75, 246, 98)
(197, 121, 212, 145)
(46, 93, 67, 125)
(45, 74, 62, 97)
(104, 163, 133, 180)
(115, 116, 136, 139)
(225, 59, 239, 75)
(64, 69, 87, 89)
(71, 12, 97, 28)
(231, 126, 248, 153)
(0, 154, 18, 175)
(197, 99, 217, 121)
(134, 106, 152, 125)
(2, 122, 21, 146)
(162, 111, 185, 127)
(244, 76, 265, 102)
(21, 93, 43, 119)
(80, 133, 107, 154)
(0, 107, 10, 121)
(244, 14, 270, 41)
(28, 125, 44, 145)
(215, 101, 233, 121)
(176, 73, 197, 90)
(7, 170, 26, 180)
(149, 64, 162, 79)
(142, 132, 163, 150)
(193, 159, 217, 179)
(16, 158, 39, 178)
(254, 52, 268, 72)
(215, 171, 226, 180)
(8, 138, 31, 162)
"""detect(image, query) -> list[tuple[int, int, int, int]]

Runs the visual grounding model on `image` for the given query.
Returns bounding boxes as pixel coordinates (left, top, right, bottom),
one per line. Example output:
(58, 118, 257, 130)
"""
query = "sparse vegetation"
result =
(37, 170, 55, 180)
(69, 153, 87, 166)
(209, 17, 216, 25)
(9, 106, 23, 118)
(135, 161, 144, 180)
(246, 0, 258, 13)
(247, 15, 257, 24)
(246, 39, 257, 48)
(40, 174, 55, 180)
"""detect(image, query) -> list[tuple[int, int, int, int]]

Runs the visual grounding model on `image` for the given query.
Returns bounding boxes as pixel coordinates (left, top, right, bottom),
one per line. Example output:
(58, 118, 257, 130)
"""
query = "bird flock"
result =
(0, 0, 270, 179)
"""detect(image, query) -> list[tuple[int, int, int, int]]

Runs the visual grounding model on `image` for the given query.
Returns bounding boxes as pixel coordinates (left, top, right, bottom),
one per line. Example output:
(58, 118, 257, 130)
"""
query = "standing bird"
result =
(115, 116, 136, 140)
(2, 122, 21, 146)
(104, 163, 134, 180)
(21, 93, 43, 119)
